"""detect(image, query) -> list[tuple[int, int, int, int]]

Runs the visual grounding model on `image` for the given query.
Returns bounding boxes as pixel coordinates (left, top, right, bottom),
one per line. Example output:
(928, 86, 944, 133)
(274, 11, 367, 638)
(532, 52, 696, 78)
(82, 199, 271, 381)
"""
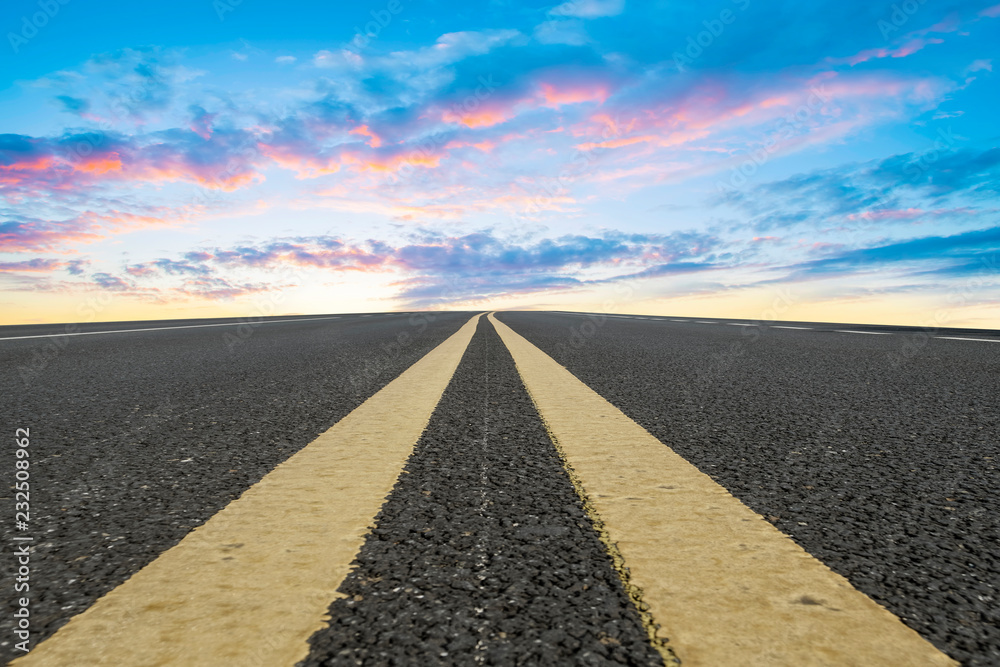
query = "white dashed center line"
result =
(835, 330, 892, 335)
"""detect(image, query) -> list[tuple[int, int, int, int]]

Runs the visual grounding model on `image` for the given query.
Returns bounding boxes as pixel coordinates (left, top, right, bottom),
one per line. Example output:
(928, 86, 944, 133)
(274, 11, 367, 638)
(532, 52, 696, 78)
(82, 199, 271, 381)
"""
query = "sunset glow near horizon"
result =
(1, 0, 999, 327)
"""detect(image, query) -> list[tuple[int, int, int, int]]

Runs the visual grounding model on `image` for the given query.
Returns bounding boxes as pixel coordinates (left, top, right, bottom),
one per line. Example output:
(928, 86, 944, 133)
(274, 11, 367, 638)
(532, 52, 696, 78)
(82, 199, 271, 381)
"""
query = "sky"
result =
(1, 0, 999, 327)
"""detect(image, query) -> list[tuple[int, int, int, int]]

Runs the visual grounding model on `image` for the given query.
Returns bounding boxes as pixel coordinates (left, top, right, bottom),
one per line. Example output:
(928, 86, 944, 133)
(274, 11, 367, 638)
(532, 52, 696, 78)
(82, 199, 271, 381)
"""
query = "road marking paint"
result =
(726, 322, 756, 327)
(0, 315, 343, 342)
(694, 320, 717, 324)
(835, 330, 892, 335)
(773, 325, 813, 330)
(15, 314, 485, 667)
(489, 313, 955, 667)
(669, 319, 689, 322)
(936, 336, 1000, 343)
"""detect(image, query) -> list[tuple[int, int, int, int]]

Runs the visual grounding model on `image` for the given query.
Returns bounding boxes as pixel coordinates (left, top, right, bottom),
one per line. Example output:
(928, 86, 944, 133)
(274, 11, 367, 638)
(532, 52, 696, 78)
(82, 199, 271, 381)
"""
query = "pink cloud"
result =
(343, 148, 444, 173)
(847, 208, 926, 222)
(537, 82, 609, 109)
(349, 125, 383, 148)
(441, 106, 516, 128)
(0, 132, 263, 195)
(574, 135, 657, 151)
(837, 37, 944, 65)
(979, 3, 1000, 18)
(0, 258, 76, 273)
(259, 142, 341, 178)
(0, 219, 104, 253)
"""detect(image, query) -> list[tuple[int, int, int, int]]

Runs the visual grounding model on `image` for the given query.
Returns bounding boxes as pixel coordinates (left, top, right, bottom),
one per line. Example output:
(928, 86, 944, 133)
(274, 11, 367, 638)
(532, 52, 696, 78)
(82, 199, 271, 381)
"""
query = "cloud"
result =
(980, 4, 1000, 18)
(76, 229, 723, 306)
(782, 226, 1000, 280)
(534, 20, 590, 46)
(0, 258, 70, 273)
(831, 37, 944, 66)
(0, 216, 103, 253)
(51, 48, 204, 124)
(55, 95, 91, 115)
(0, 127, 264, 196)
(173, 277, 274, 301)
(549, 0, 625, 19)
(717, 145, 1000, 233)
(92, 272, 133, 291)
(125, 257, 215, 277)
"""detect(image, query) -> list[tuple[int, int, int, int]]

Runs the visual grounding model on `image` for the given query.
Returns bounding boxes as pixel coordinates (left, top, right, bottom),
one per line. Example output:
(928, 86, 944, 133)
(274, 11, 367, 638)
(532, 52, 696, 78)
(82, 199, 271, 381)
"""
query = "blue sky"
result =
(1, 0, 998, 325)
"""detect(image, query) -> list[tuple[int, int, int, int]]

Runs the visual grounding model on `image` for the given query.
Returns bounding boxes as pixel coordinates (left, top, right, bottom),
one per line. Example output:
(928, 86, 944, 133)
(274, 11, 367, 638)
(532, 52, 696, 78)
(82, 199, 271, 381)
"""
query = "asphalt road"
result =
(0, 312, 472, 664)
(302, 317, 663, 666)
(2, 310, 997, 665)
(498, 311, 1000, 666)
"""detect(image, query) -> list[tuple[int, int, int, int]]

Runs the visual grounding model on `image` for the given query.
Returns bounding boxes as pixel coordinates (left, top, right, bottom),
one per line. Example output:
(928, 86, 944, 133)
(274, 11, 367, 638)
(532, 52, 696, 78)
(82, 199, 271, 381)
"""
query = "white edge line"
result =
(0, 315, 343, 342)
(726, 323, 757, 327)
(835, 330, 892, 335)
(936, 336, 1000, 343)
(773, 326, 813, 330)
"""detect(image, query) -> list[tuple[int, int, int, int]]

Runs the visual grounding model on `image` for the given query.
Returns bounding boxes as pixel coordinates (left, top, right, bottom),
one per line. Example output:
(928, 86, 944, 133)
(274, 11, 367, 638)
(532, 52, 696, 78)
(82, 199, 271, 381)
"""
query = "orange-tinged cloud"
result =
(538, 82, 609, 109)
(575, 135, 657, 151)
(443, 139, 497, 153)
(259, 143, 341, 179)
(442, 107, 514, 128)
(1, 144, 260, 192)
(76, 154, 124, 174)
(344, 150, 443, 173)
(350, 125, 383, 148)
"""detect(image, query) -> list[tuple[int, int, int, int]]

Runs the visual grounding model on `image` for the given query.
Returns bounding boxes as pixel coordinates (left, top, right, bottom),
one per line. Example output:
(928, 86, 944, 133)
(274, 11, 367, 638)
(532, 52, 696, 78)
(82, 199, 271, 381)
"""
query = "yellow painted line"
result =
(489, 313, 956, 667)
(16, 313, 484, 667)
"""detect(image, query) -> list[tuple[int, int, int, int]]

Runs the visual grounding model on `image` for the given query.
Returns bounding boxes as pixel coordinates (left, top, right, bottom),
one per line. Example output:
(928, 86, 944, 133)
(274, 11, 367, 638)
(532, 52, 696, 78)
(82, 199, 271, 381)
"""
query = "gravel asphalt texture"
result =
(0, 312, 471, 664)
(498, 311, 1000, 666)
(301, 317, 664, 667)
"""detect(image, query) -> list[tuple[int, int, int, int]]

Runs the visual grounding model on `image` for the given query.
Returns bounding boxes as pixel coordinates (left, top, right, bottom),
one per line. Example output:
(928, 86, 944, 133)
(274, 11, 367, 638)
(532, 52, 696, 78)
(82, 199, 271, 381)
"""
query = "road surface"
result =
(1, 311, 996, 665)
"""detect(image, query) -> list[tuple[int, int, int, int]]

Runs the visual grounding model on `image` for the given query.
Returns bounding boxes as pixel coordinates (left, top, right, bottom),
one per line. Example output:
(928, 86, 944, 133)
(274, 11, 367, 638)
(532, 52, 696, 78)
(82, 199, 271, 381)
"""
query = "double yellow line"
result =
(17, 313, 953, 666)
